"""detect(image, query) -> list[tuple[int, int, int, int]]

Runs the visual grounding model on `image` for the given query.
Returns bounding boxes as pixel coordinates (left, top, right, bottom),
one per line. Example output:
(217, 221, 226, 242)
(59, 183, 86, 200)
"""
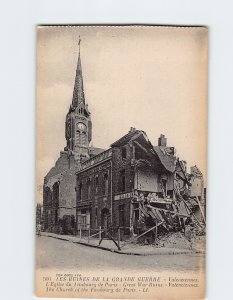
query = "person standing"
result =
(37, 223, 42, 236)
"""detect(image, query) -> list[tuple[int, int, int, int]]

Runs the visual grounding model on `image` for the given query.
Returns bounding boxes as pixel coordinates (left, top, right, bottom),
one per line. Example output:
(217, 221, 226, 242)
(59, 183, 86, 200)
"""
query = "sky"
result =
(36, 26, 208, 203)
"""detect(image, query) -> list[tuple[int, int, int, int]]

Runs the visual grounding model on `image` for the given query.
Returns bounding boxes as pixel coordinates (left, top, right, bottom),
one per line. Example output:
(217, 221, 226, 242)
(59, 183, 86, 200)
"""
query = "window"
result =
(71, 215, 75, 228)
(76, 131, 80, 143)
(161, 179, 167, 197)
(119, 170, 126, 192)
(121, 147, 127, 159)
(81, 215, 86, 228)
(53, 183, 59, 204)
(45, 187, 51, 204)
(95, 207, 98, 228)
(55, 209, 58, 225)
(52, 183, 59, 225)
(119, 204, 125, 227)
(79, 181, 83, 200)
(81, 132, 86, 145)
(95, 176, 99, 194)
(81, 209, 86, 228)
(87, 178, 91, 199)
(135, 146, 146, 160)
(104, 173, 108, 195)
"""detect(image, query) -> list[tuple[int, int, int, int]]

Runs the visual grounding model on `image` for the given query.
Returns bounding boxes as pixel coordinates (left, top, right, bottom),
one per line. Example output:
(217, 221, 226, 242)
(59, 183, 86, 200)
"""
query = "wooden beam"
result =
(147, 205, 175, 215)
(177, 158, 192, 186)
(134, 140, 149, 154)
(147, 204, 189, 218)
(134, 223, 163, 241)
(148, 208, 160, 222)
(196, 196, 206, 224)
(139, 203, 150, 218)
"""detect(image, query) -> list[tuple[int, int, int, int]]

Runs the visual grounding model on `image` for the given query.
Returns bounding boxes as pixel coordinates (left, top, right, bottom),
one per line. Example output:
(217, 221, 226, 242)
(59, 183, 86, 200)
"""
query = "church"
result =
(43, 41, 105, 234)
(43, 41, 205, 236)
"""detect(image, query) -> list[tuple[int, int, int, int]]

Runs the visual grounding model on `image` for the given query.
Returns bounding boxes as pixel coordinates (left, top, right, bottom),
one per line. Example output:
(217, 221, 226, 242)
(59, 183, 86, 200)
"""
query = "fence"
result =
(76, 225, 131, 250)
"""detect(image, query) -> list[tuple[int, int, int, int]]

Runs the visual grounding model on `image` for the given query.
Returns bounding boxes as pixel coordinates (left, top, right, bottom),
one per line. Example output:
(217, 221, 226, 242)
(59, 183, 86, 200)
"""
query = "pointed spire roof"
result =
(72, 36, 85, 108)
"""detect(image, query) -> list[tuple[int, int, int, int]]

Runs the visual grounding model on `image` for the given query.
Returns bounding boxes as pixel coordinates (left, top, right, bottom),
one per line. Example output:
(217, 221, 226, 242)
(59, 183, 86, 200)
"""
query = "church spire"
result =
(72, 36, 85, 108)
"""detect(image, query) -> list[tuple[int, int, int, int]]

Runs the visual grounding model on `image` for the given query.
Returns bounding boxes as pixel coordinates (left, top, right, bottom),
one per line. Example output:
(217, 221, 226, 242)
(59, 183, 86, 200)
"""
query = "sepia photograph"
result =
(36, 25, 208, 299)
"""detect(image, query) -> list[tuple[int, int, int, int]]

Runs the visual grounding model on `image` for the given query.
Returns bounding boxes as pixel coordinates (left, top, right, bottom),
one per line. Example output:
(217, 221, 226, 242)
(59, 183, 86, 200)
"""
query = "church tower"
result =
(65, 38, 92, 161)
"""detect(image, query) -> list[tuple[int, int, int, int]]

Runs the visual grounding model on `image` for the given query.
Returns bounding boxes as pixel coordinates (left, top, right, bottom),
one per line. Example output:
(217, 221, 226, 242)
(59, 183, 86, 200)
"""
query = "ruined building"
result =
(76, 130, 205, 239)
(43, 42, 205, 237)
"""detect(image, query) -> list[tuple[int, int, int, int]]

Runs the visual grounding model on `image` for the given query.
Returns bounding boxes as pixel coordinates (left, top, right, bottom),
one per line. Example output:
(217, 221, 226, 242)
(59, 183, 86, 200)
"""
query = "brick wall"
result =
(43, 151, 77, 233)
(76, 160, 112, 229)
(112, 143, 134, 229)
(59, 169, 76, 210)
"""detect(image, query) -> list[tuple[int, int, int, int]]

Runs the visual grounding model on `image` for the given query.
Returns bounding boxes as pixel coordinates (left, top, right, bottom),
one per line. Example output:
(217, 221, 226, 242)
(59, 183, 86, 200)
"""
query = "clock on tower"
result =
(64, 40, 92, 161)
(77, 122, 86, 131)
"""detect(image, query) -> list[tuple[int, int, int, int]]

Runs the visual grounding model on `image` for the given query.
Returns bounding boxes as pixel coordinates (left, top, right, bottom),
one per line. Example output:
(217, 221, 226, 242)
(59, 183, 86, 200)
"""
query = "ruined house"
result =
(76, 130, 205, 239)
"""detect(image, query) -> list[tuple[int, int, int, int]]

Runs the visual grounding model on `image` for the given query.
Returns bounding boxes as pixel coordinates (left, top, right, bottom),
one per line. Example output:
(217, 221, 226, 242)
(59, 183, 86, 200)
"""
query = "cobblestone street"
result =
(36, 236, 205, 273)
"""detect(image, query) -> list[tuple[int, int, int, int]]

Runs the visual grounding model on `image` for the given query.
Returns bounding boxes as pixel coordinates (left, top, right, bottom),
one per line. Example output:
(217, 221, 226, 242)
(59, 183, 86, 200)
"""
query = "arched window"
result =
(81, 131, 86, 145)
(44, 187, 52, 204)
(53, 183, 59, 205)
(52, 183, 59, 225)
(76, 130, 80, 143)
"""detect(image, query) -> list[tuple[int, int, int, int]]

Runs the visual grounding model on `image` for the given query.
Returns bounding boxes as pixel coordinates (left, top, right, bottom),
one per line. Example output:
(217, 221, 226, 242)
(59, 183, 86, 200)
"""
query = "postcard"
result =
(36, 25, 207, 299)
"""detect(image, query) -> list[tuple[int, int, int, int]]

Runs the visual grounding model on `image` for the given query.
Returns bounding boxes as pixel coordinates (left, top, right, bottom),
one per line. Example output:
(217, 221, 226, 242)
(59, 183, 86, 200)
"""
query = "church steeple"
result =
(72, 37, 85, 108)
(65, 37, 92, 161)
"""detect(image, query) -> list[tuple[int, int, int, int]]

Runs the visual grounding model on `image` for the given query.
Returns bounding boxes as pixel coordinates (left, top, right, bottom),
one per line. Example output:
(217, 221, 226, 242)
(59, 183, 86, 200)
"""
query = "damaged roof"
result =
(153, 146, 176, 173)
(110, 128, 176, 173)
(110, 128, 144, 147)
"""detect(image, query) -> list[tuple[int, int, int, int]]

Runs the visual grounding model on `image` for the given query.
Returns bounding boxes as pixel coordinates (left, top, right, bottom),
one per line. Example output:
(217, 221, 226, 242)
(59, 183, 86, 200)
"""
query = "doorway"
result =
(101, 208, 110, 229)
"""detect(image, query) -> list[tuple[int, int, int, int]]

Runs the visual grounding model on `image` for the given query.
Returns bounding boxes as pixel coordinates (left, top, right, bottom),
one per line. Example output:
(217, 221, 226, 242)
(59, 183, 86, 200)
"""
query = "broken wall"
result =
(157, 173, 174, 194)
(136, 168, 158, 192)
(189, 177, 203, 198)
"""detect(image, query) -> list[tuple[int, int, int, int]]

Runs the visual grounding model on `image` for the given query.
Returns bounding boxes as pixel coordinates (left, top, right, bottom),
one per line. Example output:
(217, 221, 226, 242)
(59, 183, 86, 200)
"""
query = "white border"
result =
(1, 1, 233, 299)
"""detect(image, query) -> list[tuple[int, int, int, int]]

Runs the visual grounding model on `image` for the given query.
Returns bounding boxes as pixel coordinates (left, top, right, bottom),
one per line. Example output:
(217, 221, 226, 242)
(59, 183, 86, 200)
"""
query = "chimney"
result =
(129, 127, 136, 133)
(158, 134, 167, 147)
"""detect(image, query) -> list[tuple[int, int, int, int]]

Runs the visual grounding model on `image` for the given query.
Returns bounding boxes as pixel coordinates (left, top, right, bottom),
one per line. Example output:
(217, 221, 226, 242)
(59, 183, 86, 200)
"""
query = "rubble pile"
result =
(133, 160, 206, 247)
(155, 231, 205, 250)
(156, 232, 191, 249)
